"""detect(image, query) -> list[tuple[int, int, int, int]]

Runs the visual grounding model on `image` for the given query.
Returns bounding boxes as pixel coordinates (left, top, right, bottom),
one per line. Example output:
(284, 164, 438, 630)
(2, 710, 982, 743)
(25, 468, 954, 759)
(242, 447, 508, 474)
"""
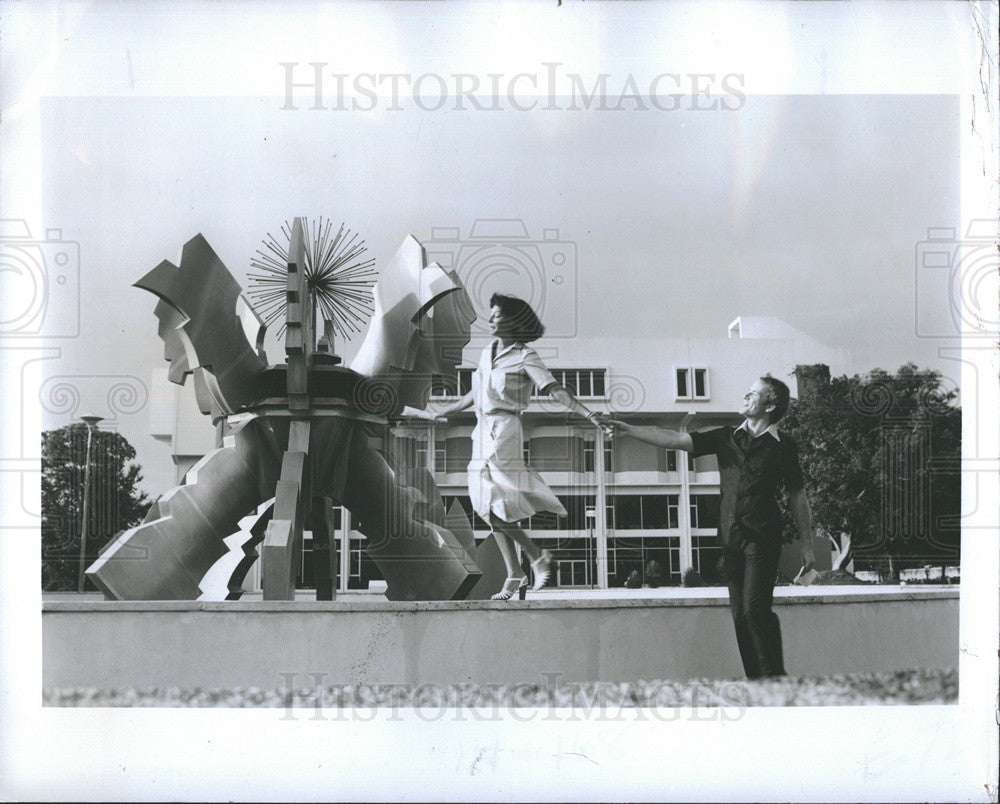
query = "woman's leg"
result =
(491, 527, 521, 577)
(488, 517, 531, 600)
(489, 513, 540, 563)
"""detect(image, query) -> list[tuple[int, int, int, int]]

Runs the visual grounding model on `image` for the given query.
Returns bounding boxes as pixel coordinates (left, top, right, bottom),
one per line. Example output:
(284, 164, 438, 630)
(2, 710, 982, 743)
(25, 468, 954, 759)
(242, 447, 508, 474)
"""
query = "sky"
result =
(37, 91, 959, 490)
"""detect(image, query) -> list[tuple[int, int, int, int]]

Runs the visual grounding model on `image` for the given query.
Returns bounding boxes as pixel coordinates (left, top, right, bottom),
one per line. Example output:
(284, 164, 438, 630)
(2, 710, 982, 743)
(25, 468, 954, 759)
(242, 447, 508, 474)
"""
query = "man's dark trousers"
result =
(723, 538, 785, 678)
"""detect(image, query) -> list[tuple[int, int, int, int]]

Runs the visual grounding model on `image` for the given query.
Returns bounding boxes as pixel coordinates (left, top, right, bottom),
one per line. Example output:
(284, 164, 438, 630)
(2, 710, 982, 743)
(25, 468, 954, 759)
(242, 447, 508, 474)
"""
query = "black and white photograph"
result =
(1, 1, 997, 801)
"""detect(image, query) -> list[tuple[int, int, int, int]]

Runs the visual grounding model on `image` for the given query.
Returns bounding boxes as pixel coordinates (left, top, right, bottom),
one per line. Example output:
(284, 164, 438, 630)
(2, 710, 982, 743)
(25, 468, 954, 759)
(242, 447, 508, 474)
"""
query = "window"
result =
(557, 559, 590, 587)
(693, 535, 723, 580)
(520, 495, 621, 531)
(523, 440, 531, 464)
(590, 494, 615, 530)
(415, 439, 428, 469)
(429, 368, 474, 398)
(583, 441, 614, 472)
(676, 367, 689, 399)
(694, 368, 708, 398)
(431, 367, 607, 399)
(667, 497, 680, 529)
(434, 439, 447, 470)
(639, 495, 670, 529)
(532, 369, 607, 398)
(562, 495, 587, 529)
(667, 451, 677, 472)
(561, 369, 577, 395)
(675, 366, 710, 400)
(691, 495, 721, 530)
(592, 371, 606, 397)
(459, 369, 474, 395)
(349, 545, 362, 579)
(613, 495, 642, 530)
(528, 509, 561, 530)
(611, 494, 678, 529)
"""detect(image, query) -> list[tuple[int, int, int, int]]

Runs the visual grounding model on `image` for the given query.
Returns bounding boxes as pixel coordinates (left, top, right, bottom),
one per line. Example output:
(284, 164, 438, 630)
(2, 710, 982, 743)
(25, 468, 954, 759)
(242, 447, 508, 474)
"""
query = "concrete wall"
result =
(43, 589, 958, 691)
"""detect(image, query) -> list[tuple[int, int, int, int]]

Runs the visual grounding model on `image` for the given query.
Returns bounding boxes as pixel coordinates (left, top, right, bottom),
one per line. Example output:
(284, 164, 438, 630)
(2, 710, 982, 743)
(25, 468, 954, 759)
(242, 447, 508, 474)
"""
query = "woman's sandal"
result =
(530, 549, 553, 591)
(491, 576, 528, 601)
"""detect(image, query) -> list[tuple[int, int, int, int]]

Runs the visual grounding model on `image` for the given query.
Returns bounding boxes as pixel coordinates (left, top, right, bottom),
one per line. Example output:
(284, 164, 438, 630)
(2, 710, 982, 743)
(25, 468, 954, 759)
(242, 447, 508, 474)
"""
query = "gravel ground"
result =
(43, 667, 956, 709)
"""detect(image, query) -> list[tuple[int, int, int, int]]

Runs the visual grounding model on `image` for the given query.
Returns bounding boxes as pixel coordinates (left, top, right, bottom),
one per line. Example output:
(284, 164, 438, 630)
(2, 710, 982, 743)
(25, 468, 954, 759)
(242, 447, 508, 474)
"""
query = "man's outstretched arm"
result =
(608, 420, 694, 452)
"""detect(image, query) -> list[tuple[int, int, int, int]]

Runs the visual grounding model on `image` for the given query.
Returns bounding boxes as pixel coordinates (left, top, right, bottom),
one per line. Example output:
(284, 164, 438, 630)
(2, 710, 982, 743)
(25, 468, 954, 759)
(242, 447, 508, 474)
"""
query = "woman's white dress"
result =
(467, 340, 569, 523)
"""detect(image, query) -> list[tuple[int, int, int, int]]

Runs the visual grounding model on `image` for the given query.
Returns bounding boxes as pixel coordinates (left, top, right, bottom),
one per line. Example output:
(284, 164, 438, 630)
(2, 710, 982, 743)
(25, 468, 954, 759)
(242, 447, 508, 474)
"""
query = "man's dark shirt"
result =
(690, 425, 804, 549)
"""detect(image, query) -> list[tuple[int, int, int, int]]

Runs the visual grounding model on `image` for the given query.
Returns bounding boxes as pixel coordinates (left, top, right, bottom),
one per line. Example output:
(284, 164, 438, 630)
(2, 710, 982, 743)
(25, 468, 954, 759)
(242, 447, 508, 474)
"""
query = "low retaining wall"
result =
(42, 588, 959, 690)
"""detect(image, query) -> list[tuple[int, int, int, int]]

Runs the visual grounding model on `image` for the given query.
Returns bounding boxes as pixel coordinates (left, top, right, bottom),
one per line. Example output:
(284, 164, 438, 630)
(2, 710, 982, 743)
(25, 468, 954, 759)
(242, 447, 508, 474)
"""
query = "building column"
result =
(594, 424, 609, 589)
(426, 421, 436, 473)
(677, 413, 695, 573)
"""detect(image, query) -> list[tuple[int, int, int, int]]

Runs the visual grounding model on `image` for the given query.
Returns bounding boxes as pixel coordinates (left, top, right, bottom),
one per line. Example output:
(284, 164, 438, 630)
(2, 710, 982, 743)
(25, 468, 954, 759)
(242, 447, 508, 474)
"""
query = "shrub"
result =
(623, 570, 642, 589)
(681, 566, 704, 587)
(645, 560, 664, 588)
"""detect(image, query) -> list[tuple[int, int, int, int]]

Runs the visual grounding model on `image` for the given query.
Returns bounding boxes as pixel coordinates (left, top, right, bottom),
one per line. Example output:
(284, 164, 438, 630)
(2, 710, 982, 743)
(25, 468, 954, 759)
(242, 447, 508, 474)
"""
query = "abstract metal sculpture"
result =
(87, 219, 482, 601)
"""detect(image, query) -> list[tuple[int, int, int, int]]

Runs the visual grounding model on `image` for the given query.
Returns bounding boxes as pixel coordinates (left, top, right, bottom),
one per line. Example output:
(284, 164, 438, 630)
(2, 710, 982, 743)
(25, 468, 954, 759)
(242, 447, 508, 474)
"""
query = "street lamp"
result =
(77, 414, 104, 593)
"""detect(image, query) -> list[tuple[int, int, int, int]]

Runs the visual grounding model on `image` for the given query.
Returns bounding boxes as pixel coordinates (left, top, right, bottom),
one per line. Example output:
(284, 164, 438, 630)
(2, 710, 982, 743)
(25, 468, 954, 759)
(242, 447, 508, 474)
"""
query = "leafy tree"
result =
(41, 424, 151, 591)
(780, 364, 960, 577)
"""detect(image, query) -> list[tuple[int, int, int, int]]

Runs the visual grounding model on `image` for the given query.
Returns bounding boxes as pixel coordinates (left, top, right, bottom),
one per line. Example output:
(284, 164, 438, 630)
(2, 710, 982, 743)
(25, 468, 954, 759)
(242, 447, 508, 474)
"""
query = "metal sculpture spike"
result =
(247, 217, 377, 344)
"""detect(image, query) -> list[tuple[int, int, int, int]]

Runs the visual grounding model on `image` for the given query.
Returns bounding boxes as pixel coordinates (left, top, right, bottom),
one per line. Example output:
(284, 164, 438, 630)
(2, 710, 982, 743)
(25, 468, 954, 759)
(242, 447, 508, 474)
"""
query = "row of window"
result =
(440, 493, 721, 531)
(297, 533, 725, 589)
(675, 366, 710, 400)
(430, 368, 609, 399)
(310, 503, 717, 541)
(416, 439, 695, 475)
(430, 366, 712, 401)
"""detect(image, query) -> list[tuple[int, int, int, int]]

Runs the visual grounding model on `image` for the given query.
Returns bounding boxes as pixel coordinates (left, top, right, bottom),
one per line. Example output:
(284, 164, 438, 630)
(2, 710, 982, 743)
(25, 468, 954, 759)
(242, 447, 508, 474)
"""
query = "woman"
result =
(432, 293, 605, 600)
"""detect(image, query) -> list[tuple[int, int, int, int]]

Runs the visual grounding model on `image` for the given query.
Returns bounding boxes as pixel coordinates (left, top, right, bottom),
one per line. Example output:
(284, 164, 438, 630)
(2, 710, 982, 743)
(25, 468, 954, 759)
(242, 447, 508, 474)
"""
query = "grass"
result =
(43, 667, 956, 708)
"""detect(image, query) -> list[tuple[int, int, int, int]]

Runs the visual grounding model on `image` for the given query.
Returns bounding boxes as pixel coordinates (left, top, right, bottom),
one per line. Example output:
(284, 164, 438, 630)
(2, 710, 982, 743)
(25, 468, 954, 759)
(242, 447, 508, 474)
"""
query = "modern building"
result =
(148, 315, 848, 592)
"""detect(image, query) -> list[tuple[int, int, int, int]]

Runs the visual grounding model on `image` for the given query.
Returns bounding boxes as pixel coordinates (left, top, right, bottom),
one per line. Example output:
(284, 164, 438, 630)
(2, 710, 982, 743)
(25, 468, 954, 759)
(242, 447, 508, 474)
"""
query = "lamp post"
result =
(592, 421, 610, 589)
(585, 506, 596, 588)
(77, 414, 104, 593)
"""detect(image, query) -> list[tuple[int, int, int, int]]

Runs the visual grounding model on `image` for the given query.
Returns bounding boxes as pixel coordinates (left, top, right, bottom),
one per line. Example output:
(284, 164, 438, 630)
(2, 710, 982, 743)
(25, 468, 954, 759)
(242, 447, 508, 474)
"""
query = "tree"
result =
(781, 364, 961, 577)
(41, 424, 151, 591)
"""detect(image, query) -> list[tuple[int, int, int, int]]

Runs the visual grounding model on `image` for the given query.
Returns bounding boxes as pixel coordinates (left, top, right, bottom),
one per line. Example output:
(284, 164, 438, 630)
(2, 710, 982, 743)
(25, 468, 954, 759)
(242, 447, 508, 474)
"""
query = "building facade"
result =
(148, 316, 847, 591)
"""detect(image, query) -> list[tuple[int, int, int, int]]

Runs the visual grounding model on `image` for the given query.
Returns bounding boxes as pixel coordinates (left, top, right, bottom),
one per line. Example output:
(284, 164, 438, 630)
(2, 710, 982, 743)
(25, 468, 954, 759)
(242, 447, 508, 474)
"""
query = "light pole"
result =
(77, 414, 104, 593)
(585, 506, 596, 588)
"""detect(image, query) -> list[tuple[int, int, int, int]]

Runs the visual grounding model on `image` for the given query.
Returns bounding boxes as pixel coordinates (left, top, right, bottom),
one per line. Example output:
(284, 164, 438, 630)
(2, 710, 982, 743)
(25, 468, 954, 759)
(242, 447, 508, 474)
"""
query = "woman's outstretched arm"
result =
(431, 390, 475, 419)
(543, 382, 603, 426)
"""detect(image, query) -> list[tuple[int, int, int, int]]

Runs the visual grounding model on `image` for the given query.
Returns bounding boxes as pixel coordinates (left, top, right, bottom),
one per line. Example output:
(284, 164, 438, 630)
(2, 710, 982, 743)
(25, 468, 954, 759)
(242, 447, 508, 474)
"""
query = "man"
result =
(610, 376, 815, 679)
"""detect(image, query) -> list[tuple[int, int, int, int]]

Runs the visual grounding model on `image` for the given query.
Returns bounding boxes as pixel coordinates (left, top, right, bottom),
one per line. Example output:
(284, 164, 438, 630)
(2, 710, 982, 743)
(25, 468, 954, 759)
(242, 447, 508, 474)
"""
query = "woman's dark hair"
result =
(489, 293, 545, 343)
(759, 375, 791, 422)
